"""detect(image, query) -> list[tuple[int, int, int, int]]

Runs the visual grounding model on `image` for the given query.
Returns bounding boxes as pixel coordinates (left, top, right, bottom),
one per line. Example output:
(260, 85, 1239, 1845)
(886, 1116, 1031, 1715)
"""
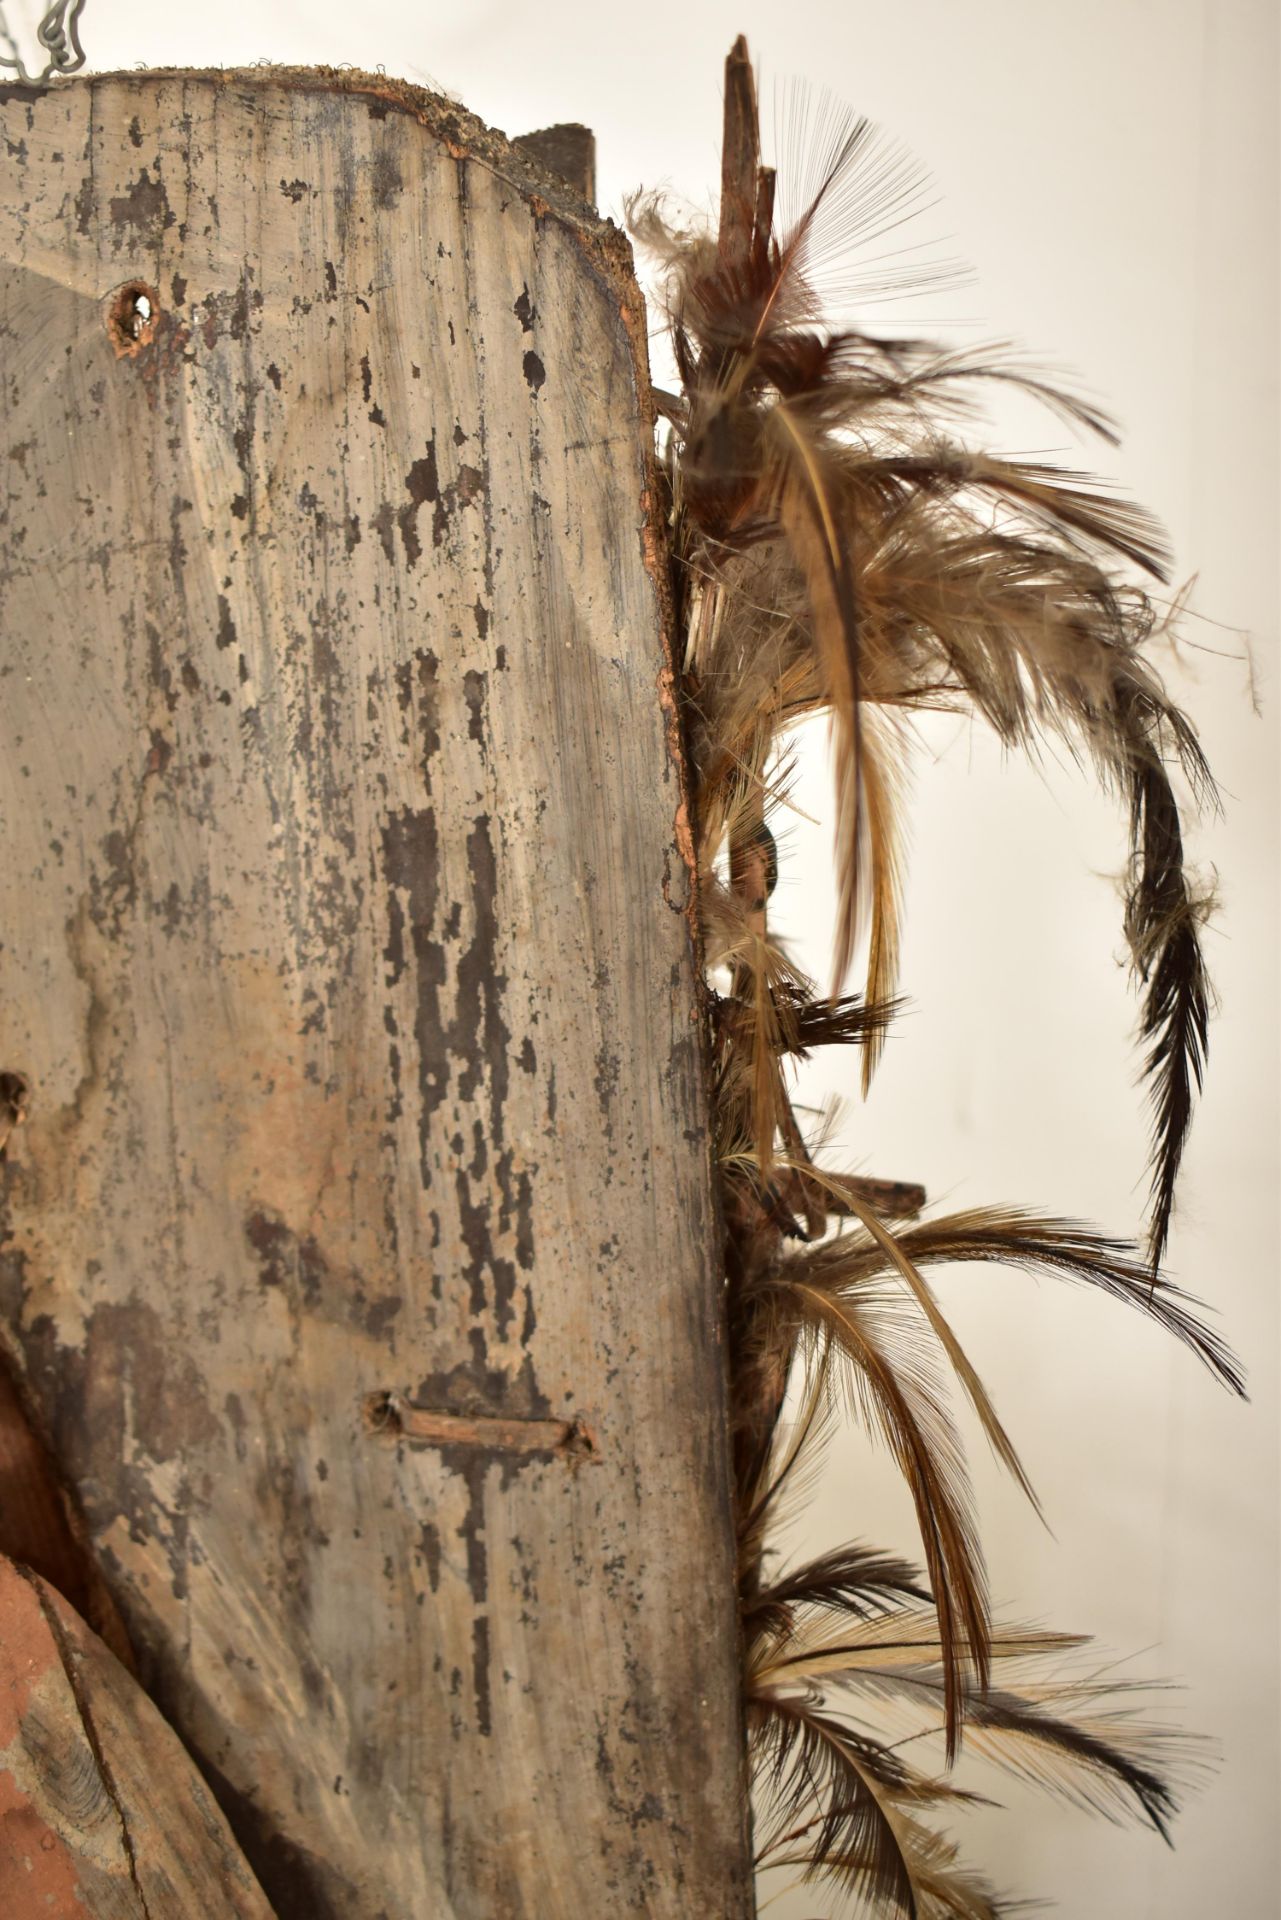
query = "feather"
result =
(765, 1604, 1187, 1843)
(751, 1691, 986, 1916)
(859, 448, 1171, 578)
(773, 1265, 992, 1754)
(830, 1648, 1185, 1843)
(756, 1616, 1086, 1693)
(745, 1541, 934, 1645)
(831, 1206, 1244, 1396)
(857, 711, 908, 1089)
(779, 988, 901, 1055)
(769, 407, 866, 988)
(1125, 757, 1215, 1266)
(949, 1683, 1183, 1843)
(798, 1196, 1042, 1516)
(815, 336, 1126, 445)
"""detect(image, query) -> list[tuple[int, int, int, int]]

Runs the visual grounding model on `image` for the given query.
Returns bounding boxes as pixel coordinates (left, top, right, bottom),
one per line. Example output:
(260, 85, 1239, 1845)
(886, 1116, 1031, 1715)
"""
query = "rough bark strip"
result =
(0, 67, 754, 1918)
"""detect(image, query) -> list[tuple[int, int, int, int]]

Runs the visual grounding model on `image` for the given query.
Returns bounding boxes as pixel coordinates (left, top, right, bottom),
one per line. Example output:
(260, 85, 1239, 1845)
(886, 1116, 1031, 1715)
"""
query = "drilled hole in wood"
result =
(105, 282, 159, 355)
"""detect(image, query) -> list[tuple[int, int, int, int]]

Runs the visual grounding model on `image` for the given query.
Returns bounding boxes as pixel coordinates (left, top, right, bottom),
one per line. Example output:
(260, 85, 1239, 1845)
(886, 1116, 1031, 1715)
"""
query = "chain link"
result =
(0, 0, 87, 88)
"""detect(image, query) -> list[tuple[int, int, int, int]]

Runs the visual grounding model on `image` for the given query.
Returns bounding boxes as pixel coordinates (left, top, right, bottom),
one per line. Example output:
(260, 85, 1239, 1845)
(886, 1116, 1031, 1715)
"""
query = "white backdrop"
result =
(17, 1, 1277, 1914)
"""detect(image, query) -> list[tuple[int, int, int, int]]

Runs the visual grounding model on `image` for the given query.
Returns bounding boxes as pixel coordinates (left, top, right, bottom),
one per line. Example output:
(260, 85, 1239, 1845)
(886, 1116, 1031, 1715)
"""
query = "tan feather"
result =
(783, 1271, 991, 1754)
(798, 1194, 1041, 1516)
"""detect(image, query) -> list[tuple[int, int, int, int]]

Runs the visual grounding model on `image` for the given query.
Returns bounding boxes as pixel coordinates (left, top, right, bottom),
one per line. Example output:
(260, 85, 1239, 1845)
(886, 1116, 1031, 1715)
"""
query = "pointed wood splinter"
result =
(363, 1392, 600, 1461)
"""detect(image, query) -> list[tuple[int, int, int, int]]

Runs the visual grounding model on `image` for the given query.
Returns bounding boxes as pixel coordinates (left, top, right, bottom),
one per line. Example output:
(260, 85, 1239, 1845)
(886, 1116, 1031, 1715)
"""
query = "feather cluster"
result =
(630, 36, 1242, 1917)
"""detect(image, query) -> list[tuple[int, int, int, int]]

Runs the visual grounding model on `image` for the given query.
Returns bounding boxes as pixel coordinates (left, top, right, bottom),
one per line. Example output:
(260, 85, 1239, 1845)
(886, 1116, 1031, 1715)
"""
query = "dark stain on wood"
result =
(107, 166, 174, 242)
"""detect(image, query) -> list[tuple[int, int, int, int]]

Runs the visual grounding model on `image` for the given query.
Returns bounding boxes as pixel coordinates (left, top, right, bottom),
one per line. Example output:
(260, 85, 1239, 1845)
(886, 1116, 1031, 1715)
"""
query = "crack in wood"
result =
(20, 1566, 156, 1920)
(362, 1390, 599, 1462)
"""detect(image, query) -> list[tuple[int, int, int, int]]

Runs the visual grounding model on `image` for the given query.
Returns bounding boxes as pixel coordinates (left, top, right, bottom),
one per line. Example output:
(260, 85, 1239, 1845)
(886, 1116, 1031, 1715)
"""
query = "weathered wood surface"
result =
(0, 68, 753, 1917)
(0, 1556, 272, 1917)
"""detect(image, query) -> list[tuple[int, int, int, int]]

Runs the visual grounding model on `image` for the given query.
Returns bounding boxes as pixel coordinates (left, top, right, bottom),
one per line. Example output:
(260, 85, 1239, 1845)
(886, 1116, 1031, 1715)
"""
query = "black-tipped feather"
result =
(1125, 752, 1215, 1266)
(819, 1644, 1185, 1845)
(745, 1542, 934, 1642)
(782, 989, 902, 1055)
(869, 1208, 1244, 1396)
(751, 1691, 985, 1916)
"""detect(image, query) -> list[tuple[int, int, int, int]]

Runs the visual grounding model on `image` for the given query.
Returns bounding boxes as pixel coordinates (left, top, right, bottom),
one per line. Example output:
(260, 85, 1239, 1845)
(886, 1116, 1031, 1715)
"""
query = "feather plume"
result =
(745, 1541, 933, 1645)
(855, 711, 908, 1090)
(785, 1618, 1188, 1843)
(747, 1532, 1188, 1902)
(751, 1691, 991, 1917)
(755, 1602, 1188, 1848)
(763, 1262, 993, 1752)
(815, 1193, 1042, 1517)
(850, 1207, 1245, 1396)
(631, 36, 1239, 1917)
(734, 1227, 1206, 1911)
(631, 41, 1217, 1251)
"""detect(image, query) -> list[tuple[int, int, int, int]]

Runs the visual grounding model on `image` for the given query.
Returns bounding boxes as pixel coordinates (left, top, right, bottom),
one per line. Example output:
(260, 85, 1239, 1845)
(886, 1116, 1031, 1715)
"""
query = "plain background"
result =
(12, 1, 1277, 1913)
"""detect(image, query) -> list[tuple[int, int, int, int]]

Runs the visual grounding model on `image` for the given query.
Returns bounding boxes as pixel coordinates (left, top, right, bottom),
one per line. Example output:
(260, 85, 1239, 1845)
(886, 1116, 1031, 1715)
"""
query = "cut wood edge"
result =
(0, 1556, 276, 1918)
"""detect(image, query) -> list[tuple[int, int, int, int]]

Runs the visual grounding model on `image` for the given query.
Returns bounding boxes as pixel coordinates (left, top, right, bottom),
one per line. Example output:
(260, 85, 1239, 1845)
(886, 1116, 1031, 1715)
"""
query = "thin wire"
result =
(0, 0, 87, 88)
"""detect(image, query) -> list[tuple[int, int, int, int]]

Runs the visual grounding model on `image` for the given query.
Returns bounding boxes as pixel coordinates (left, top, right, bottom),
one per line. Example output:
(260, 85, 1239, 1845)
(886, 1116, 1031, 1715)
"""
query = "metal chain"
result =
(0, 0, 86, 88)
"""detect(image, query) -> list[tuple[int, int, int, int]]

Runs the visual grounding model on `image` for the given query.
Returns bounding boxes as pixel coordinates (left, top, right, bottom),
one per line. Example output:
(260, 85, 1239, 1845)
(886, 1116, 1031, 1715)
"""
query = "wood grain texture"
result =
(0, 68, 753, 1917)
(0, 1556, 273, 1918)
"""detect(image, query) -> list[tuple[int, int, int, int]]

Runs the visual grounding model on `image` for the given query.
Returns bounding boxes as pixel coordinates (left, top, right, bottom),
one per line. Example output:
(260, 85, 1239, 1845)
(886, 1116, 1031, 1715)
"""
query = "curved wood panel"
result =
(0, 68, 752, 1918)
